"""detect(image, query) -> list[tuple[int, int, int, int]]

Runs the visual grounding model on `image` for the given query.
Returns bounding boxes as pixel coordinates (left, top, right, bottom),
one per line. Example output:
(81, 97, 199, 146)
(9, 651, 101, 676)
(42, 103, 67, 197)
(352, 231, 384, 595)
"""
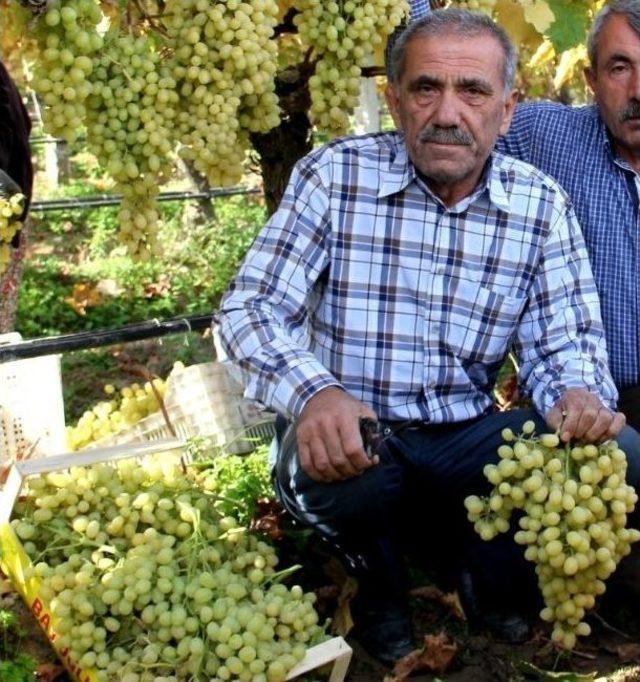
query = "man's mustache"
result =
(620, 101, 640, 122)
(418, 126, 473, 145)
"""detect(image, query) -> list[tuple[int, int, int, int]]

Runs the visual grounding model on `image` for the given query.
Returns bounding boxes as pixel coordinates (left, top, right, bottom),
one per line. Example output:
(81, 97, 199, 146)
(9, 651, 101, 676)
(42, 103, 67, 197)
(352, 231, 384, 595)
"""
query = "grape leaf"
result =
(545, 0, 591, 53)
(523, 0, 555, 34)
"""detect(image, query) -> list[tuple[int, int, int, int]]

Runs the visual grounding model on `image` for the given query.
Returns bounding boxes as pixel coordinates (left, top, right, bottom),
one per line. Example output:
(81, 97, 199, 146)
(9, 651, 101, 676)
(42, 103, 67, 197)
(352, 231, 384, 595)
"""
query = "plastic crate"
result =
(0, 440, 352, 682)
(92, 361, 276, 455)
(0, 332, 66, 467)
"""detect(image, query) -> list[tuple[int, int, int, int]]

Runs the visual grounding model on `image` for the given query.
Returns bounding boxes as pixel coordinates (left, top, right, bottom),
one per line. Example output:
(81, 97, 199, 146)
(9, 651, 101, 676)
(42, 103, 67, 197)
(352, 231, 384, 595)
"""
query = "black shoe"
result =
(480, 609, 530, 643)
(351, 594, 414, 667)
(457, 567, 530, 644)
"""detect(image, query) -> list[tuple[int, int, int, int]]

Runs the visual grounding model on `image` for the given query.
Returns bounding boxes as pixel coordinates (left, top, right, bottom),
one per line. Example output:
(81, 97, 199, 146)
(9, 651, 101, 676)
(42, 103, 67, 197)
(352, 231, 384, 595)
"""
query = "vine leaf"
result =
(545, 0, 591, 53)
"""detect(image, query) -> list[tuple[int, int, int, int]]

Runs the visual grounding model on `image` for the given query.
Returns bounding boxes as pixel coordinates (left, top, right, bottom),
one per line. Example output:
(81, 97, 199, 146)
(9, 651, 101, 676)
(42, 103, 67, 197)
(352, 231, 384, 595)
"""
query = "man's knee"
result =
(274, 425, 404, 531)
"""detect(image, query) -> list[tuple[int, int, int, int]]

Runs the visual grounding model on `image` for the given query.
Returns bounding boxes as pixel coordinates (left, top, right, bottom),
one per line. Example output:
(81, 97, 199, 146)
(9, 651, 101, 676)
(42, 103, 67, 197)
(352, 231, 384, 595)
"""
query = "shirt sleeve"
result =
(513, 192, 618, 415)
(215, 156, 342, 420)
(495, 102, 537, 162)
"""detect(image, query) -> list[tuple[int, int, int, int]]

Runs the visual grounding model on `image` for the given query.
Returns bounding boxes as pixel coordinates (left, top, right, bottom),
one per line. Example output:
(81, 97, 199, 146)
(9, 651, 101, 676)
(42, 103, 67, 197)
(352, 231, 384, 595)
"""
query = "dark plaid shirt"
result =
(498, 102, 640, 391)
(217, 132, 616, 421)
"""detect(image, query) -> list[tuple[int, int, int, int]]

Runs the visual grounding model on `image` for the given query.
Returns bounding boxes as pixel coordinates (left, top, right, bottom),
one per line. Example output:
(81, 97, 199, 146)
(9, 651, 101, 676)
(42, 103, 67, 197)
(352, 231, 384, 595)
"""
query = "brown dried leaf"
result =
(387, 632, 458, 681)
(617, 643, 640, 663)
(143, 274, 171, 298)
(330, 576, 358, 637)
(64, 282, 102, 315)
(0, 574, 13, 596)
(36, 662, 66, 681)
(410, 585, 466, 621)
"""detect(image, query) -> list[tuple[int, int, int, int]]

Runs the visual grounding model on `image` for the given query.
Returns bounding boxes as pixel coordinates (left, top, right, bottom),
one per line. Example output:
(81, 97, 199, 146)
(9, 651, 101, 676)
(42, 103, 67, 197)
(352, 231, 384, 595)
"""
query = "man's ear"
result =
(385, 82, 402, 131)
(498, 88, 519, 136)
(585, 66, 597, 94)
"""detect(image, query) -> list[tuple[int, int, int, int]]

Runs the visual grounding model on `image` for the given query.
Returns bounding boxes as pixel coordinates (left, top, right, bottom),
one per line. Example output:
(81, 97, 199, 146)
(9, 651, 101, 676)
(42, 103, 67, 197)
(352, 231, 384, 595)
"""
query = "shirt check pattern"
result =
(217, 132, 616, 422)
(497, 103, 639, 389)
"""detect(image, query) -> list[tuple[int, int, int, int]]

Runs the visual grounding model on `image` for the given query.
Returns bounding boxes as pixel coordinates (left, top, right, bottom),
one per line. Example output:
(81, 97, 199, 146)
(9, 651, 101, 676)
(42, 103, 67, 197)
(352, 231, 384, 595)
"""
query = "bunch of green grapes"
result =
(13, 454, 325, 681)
(84, 30, 177, 260)
(163, 0, 281, 187)
(29, 0, 103, 142)
(453, 0, 498, 14)
(0, 193, 24, 274)
(66, 378, 167, 451)
(465, 422, 640, 649)
(293, 0, 408, 135)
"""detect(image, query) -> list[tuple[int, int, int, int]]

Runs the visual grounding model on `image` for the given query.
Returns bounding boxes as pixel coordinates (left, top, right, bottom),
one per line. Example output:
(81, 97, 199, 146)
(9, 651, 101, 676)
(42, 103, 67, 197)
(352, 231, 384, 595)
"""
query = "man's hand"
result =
(546, 388, 626, 443)
(296, 387, 378, 482)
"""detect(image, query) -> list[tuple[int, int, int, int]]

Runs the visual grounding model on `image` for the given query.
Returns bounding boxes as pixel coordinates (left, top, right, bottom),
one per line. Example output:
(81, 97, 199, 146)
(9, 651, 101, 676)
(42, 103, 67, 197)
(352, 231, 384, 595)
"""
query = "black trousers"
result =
(619, 386, 640, 432)
(273, 408, 640, 609)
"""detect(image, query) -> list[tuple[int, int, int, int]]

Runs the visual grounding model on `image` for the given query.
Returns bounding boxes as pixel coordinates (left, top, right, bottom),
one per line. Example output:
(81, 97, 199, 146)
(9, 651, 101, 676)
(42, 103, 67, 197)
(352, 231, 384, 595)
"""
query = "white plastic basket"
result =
(0, 440, 352, 682)
(0, 332, 66, 466)
(93, 361, 275, 455)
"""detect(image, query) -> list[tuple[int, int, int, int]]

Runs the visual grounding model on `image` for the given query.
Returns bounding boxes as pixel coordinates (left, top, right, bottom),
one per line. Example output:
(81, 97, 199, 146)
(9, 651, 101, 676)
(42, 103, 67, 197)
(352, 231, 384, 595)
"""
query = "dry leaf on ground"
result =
(385, 631, 458, 681)
(410, 585, 466, 621)
(36, 663, 66, 681)
(617, 643, 640, 664)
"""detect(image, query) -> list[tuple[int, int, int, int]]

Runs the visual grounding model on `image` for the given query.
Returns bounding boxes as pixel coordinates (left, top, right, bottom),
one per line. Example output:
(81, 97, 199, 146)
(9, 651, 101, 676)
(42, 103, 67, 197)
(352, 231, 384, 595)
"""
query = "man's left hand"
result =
(546, 387, 626, 443)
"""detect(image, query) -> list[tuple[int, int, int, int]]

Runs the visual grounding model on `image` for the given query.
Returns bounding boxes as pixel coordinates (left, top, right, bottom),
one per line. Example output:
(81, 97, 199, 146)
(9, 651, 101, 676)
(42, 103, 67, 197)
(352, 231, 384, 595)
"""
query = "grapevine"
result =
(12, 453, 325, 681)
(465, 422, 640, 649)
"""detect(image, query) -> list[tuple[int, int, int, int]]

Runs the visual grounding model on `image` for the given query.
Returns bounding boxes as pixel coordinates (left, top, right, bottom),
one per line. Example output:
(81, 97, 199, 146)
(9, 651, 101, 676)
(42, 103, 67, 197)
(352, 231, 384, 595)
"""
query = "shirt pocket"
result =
(439, 278, 525, 365)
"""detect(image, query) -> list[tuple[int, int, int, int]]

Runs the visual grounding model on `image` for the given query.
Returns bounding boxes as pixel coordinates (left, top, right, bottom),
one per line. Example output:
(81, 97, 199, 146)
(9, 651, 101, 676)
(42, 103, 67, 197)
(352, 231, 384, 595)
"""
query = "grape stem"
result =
(592, 612, 632, 639)
(262, 563, 302, 586)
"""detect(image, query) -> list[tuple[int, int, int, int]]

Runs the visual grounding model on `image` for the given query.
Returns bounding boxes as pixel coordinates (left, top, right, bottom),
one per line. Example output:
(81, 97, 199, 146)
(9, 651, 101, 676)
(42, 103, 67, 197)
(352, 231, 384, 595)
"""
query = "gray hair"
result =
(388, 8, 517, 94)
(588, 0, 640, 68)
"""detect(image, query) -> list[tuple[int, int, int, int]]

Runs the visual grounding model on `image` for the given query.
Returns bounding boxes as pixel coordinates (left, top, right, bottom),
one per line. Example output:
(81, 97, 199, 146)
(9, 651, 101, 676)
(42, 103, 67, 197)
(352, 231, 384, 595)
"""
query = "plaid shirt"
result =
(497, 103, 639, 390)
(217, 132, 617, 422)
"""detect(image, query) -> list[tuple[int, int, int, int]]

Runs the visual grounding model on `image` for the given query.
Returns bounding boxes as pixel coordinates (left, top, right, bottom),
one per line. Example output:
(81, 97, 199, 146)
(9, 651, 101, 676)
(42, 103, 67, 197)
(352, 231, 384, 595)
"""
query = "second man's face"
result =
(385, 32, 517, 204)
(587, 13, 640, 168)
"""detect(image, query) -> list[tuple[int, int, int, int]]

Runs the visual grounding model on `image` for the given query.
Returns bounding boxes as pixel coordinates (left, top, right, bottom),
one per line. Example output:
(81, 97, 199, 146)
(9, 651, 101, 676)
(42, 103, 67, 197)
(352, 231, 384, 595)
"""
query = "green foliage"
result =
(190, 442, 274, 526)
(17, 193, 264, 338)
(545, 0, 591, 53)
(0, 609, 36, 682)
(0, 656, 37, 682)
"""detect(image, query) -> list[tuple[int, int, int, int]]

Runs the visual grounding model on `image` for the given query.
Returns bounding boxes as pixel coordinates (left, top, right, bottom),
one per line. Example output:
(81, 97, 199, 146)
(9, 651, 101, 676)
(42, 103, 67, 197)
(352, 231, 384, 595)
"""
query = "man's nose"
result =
(431, 88, 462, 127)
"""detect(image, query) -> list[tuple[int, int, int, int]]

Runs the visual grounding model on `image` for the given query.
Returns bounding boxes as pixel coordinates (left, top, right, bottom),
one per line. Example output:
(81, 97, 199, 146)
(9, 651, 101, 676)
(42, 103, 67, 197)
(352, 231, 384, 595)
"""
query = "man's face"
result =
(385, 32, 517, 204)
(586, 14, 640, 167)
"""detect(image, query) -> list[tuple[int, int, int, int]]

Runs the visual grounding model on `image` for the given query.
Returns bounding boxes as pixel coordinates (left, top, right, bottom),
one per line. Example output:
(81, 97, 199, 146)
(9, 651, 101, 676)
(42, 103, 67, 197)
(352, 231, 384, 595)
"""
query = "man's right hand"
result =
(296, 386, 378, 482)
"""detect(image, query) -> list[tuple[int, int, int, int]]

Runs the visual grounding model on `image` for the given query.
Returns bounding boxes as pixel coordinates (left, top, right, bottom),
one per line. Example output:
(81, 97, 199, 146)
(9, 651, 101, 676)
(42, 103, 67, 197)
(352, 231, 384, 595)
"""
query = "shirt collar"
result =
(378, 133, 511, 211)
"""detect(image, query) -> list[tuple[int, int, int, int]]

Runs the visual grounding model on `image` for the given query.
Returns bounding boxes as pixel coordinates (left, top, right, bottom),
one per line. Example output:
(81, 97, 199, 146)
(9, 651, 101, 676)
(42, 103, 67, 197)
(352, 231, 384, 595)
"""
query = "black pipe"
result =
(0, 313, 214, 362)
(30, 187, 261, 212)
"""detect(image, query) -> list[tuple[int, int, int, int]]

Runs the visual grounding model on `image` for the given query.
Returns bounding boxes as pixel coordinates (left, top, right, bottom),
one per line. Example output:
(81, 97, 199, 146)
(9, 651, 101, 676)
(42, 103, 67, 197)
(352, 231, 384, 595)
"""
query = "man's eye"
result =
(611, 63, 629, 74)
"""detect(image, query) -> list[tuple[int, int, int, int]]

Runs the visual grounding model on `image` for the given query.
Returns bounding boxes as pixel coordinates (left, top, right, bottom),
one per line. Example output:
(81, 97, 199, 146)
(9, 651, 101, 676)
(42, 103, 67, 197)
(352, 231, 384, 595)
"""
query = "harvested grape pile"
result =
(465, 422, 640, 651)
(10, 452, 325, 681)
